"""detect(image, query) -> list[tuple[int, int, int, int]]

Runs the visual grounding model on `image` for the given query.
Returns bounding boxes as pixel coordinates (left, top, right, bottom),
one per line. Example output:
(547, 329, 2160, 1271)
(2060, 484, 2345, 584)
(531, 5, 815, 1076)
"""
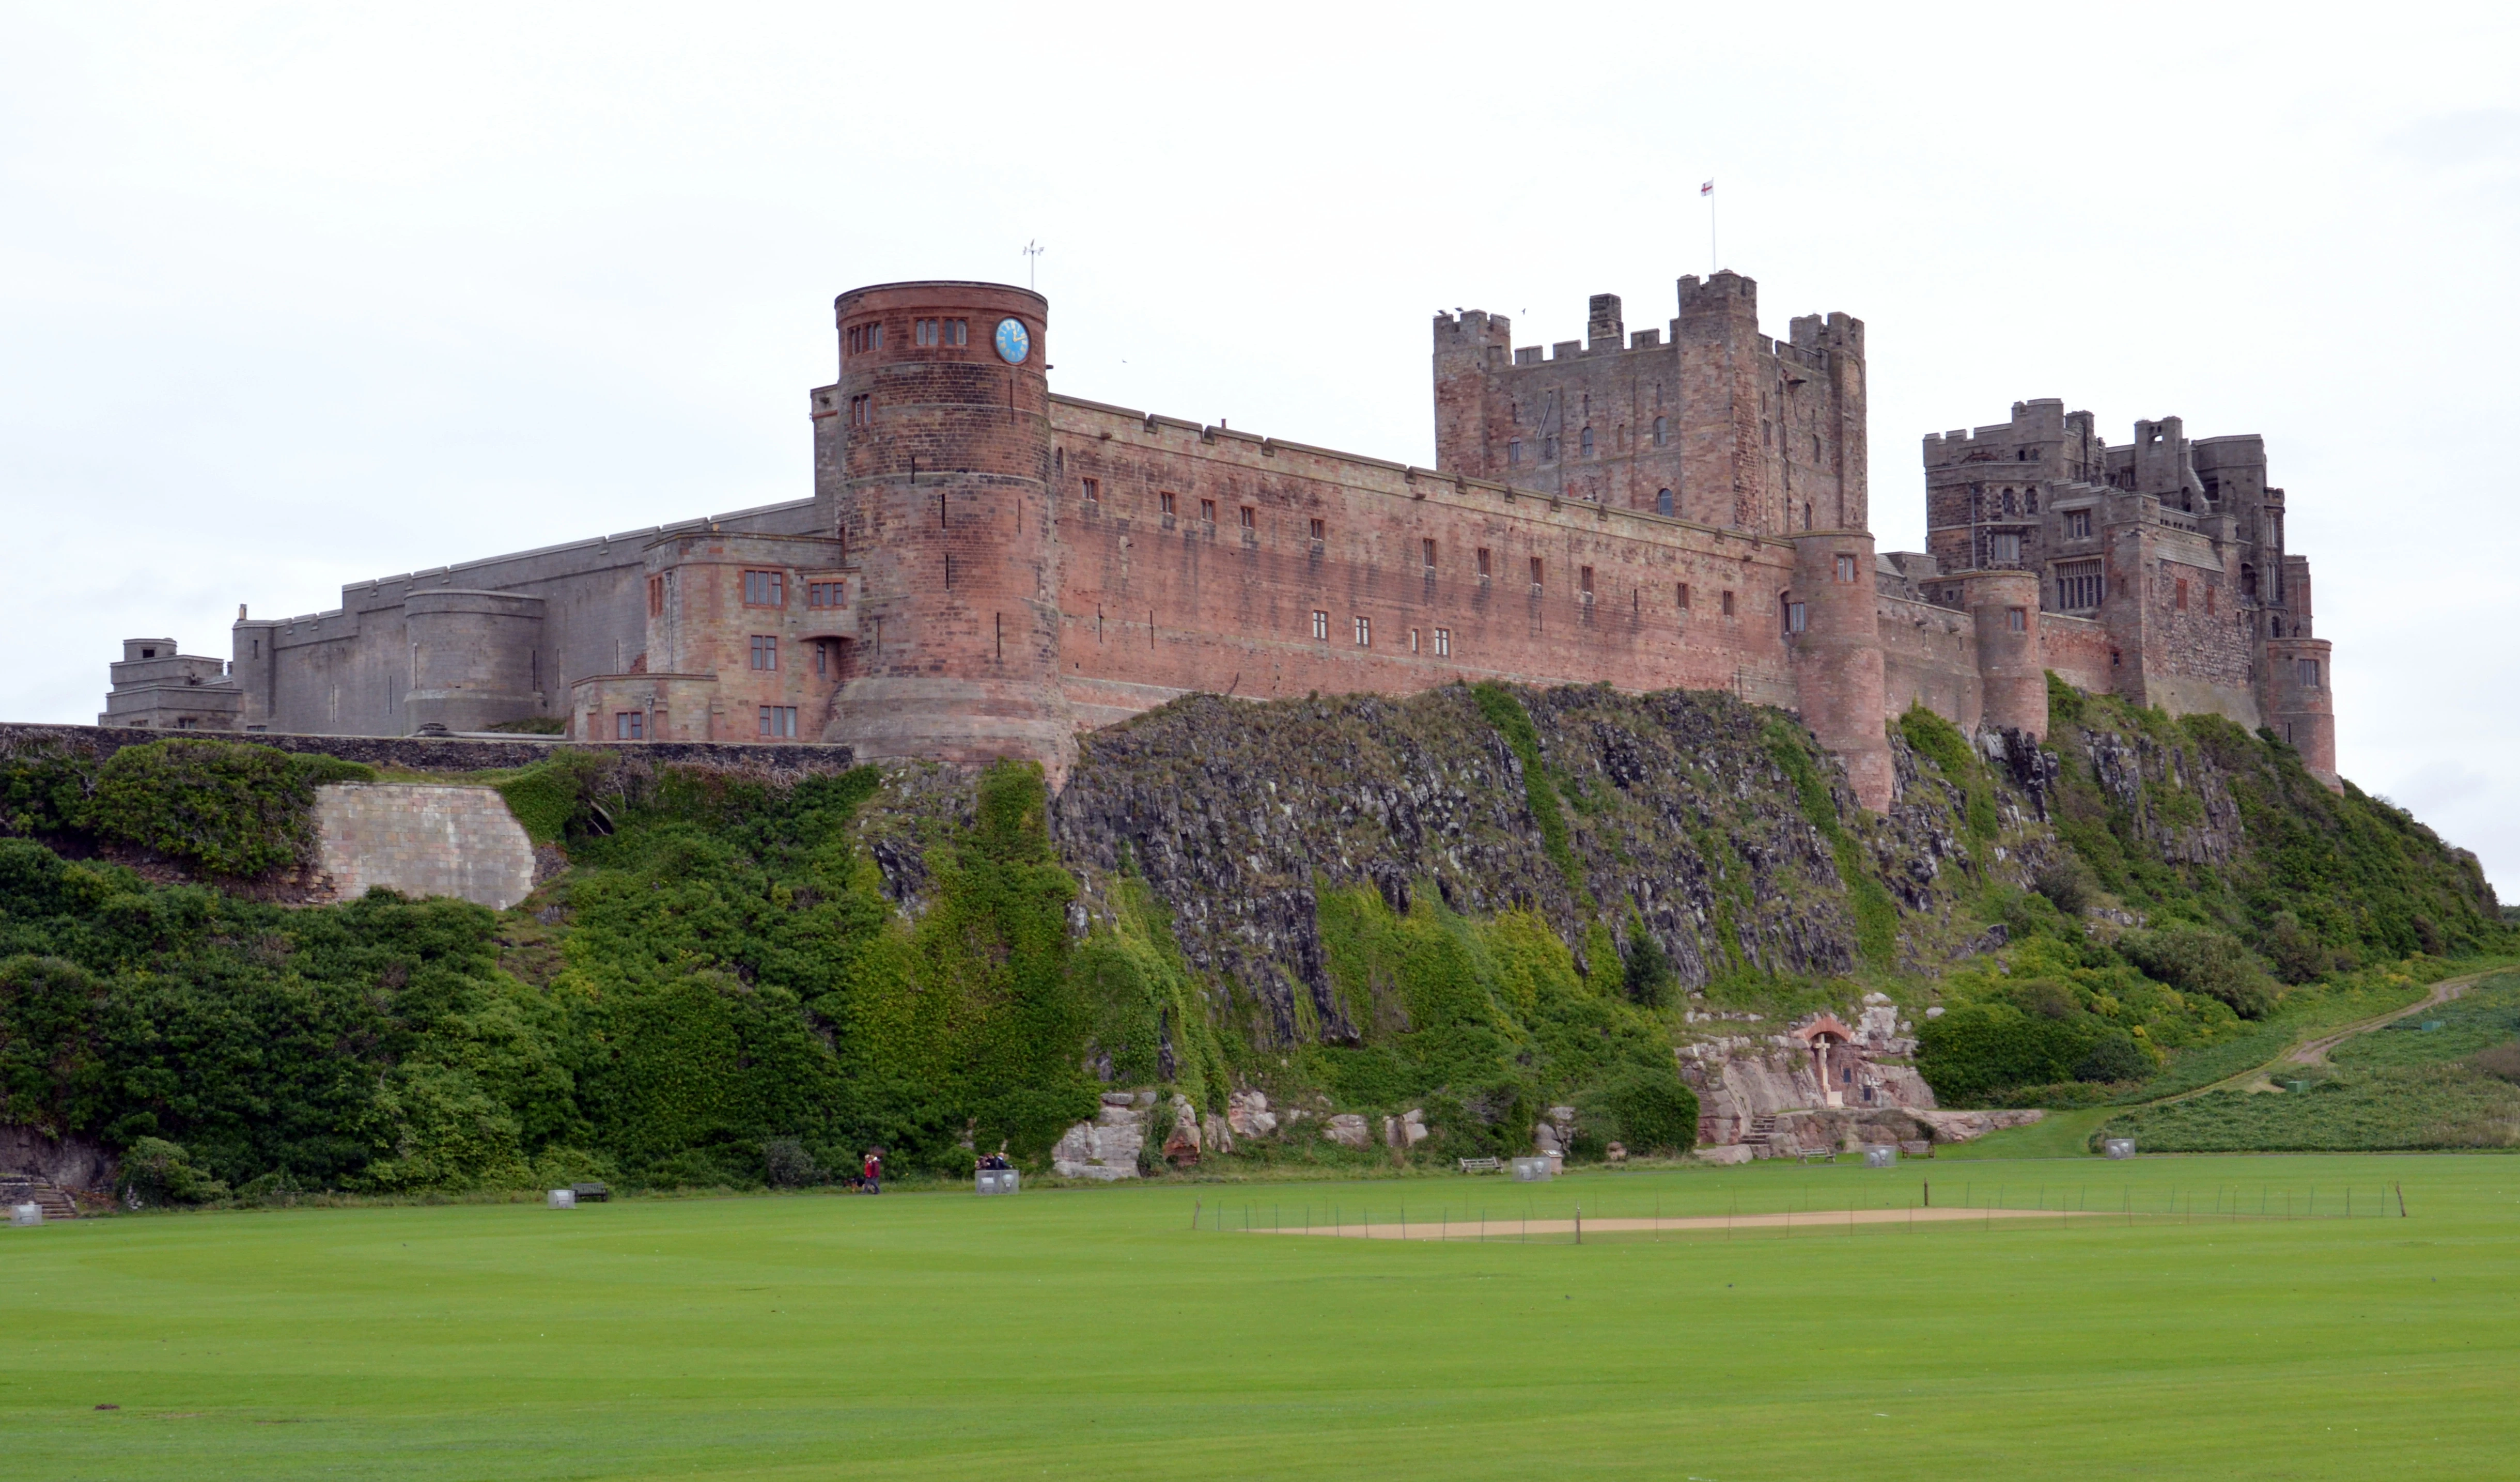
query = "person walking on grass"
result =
(863, 1148, 881, 1195)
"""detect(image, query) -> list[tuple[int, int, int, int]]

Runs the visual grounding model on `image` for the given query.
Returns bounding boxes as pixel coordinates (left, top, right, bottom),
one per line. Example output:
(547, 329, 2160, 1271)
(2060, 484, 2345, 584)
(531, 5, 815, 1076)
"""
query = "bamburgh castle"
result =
(101, 272, 2338, 804)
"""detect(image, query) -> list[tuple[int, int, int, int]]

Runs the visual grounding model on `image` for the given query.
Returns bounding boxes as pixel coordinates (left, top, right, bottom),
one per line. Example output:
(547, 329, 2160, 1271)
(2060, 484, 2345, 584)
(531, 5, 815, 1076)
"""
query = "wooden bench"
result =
(1796, 1151, 1835, 1165)
(570, 1182, 612, 1203)
(1456, 1157, 1502, 1175)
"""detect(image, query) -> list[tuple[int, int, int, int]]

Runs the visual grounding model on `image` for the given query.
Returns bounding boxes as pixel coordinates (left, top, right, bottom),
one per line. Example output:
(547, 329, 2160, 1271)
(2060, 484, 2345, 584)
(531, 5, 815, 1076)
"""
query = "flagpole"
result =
(1702, 180, 1717, 275)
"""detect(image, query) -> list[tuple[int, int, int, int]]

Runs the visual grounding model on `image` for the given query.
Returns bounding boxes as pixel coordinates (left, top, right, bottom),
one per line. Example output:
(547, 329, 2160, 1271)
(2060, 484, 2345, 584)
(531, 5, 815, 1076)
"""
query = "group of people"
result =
(841, 1147, 1016, 1191)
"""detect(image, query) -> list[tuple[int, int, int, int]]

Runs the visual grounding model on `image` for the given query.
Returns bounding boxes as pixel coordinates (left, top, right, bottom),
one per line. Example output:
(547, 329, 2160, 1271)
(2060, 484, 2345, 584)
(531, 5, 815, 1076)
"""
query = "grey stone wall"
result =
(0, 723, 854, 777)
(312, 784, 539, 910)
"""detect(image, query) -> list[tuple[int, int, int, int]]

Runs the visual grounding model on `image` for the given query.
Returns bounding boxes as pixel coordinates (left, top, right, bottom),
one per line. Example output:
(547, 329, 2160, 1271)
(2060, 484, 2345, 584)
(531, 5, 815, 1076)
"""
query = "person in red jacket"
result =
(862, 1148, 881, 1195)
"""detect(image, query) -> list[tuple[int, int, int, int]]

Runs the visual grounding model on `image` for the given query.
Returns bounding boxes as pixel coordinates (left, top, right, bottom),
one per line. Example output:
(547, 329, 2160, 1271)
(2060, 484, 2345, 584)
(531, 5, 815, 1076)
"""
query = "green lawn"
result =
(5, 1154, 2518, 1480)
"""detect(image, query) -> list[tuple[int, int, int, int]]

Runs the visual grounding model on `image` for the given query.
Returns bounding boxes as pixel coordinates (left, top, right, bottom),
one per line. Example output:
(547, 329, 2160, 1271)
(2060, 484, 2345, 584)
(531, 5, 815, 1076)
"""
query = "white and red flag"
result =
(1701, 180, 1714, 196)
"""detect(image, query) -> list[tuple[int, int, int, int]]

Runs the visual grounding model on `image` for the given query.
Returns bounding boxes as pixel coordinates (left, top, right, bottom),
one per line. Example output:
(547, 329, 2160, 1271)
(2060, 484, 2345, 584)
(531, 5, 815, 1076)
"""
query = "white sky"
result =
(5, 3, 2516, 893)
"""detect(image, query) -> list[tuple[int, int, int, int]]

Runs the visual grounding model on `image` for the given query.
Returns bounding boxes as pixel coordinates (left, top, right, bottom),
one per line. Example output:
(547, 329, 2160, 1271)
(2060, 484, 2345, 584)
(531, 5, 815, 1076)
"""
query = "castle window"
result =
(1677, 582, 1691, 610)
(1311, 611, 1329, 641)
(1721, 589, 1736, 618)
(1354, 615, 1371, 647)
(1803, 503, 1812, 531)
(1410, 627, 1420, 653)
(1579, 565, 1594, 601)
(1240, 505, 1256, 530)
(943, 318, 967, 346)
(1083, 477, 1100, 504)
(1508, 439, 1523, 466)
(814, 641, 828, 676)
(1580, 427, 1595, 458)
(1812, 433, 1822, 461)
(1762, 421, 1772, 447)
(1529, 557, 1544, 595)
(845, 322, 885, 355)
(647, 574, 664, 617)
(2025, 489, 2039, 514)
(750, 635, 778, 671)
(1991, 532, 2021, 564)
(2241, 564, 2257, 596)
(1160, 491, 1176, 516)
(759, 706, 798, 738)
(2001, 488, 2017, 515)
(2057, 560, 2103, 611)
(849, 394, 871, 428)
(1836, 554, 1856, 584)
(1476, 548, 1492, 580)
(1653, 416, 1668, 447)
(1656, 488, 1673, 517)
(2205, 586, 2216, 616)
(1542, 436, 1559, 462)
(1782, 597, 1807, 635)
(2066, 509, 2092, 539)
(915, 319, 939, 347)
(1309, 518, 1326, 542)
(2298, 658, 2321, 690)
(743, 570, 785, 607)
(2007, 606, 2026, 632)
(2175, 578, 2189, 611)
(1200, 498, 1216, 524)
(1422, 538, 1437, 569)
(615, 711, 643, 740)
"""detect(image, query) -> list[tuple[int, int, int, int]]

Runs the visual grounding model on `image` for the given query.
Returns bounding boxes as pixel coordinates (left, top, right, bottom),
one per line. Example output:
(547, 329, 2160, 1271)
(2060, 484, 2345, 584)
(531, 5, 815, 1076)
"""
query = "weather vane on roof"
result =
(1023, 239, 1045, 292)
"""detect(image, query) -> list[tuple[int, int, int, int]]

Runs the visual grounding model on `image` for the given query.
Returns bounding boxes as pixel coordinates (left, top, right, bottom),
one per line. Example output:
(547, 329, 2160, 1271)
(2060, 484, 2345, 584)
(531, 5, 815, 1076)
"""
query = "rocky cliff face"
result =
(1049, 684, 2013, 1052)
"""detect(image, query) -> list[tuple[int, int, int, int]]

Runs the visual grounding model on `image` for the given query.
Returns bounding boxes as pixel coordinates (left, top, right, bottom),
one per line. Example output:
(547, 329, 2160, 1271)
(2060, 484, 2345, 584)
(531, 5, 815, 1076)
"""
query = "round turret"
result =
(822, 281, 1074, 771)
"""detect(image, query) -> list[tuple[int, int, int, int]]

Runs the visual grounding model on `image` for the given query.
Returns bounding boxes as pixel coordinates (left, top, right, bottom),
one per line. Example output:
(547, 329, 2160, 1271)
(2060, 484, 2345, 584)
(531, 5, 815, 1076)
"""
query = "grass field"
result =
(6, 1153, 2517, 1480)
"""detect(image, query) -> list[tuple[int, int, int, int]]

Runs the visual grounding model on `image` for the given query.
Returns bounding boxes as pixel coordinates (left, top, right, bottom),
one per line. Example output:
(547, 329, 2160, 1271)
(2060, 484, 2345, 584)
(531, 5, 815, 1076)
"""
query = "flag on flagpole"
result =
(1701, 180, 1714, 196)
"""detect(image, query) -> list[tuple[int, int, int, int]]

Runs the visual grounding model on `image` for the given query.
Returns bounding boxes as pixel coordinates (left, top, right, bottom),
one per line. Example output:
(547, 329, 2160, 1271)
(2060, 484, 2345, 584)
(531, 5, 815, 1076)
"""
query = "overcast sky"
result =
(5, 3, 2516, 891)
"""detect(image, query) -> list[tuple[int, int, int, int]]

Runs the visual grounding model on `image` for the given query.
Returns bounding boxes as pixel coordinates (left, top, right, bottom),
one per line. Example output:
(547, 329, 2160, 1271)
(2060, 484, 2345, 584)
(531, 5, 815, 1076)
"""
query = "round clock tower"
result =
(823, 280, 1074, 773)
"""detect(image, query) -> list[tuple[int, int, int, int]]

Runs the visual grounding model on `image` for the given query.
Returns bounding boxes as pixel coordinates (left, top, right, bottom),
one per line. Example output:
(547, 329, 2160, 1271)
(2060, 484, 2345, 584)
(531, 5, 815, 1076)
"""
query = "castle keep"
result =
(102, 273, 2339, 798)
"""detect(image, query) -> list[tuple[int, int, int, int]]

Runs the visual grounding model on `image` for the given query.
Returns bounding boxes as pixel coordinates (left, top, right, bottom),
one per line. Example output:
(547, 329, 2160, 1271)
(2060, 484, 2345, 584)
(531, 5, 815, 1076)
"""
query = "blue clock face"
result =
(994, 317, 1031, 365)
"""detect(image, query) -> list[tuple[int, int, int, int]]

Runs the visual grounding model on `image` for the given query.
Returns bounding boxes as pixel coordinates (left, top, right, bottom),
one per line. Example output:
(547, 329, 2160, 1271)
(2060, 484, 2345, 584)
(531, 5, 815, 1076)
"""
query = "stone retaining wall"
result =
(313, 784, 539, 909)
(0, 722, 853, 776)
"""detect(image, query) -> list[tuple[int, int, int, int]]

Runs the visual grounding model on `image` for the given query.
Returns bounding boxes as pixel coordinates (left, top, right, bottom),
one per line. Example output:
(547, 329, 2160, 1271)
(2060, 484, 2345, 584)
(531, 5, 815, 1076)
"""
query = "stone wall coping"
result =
(0, 722, 856, 776)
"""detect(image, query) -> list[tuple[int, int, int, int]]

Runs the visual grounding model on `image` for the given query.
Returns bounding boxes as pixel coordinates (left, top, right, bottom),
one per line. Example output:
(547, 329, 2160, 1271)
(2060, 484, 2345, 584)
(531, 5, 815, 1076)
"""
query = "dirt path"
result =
(1259, 1206, 2103, 1240)
(2143, 970, 2494, 1110)
(2284, 972, 2480, 1066)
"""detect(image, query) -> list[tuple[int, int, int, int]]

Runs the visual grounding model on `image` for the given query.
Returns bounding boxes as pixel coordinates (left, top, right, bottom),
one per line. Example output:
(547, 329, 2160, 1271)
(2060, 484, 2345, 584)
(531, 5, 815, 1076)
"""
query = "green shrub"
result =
(1916, 1001, 2104, 1104)
(1618, 915, 1676, 1009)
(1584, 1070, 1699, 1154)
(87, 740, 372, 877)
(761, 1137, 821, 1187)
(2119, 923, 2277, 1019)
(117, 1137, 230, 1206)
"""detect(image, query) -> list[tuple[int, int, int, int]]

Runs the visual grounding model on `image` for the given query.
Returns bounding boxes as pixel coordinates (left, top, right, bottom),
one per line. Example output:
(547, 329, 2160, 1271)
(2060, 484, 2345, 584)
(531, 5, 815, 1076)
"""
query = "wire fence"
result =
(1186, 1180, 2410, 1244)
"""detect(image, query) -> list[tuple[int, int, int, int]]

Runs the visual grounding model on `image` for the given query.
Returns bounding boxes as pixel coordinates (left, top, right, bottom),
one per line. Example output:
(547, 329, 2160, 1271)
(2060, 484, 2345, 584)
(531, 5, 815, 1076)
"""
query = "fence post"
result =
(2397, 1182, 2408, 1218)
(1191, 1198, 1201, 1231)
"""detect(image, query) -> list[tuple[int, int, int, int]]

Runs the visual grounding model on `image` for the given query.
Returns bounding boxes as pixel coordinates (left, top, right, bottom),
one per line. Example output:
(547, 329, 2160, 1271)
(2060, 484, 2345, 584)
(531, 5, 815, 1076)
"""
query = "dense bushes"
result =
(1303, 885, 1695, 1157)
(2, 739, 373, 877)
(2117, 923, 2278, 1019)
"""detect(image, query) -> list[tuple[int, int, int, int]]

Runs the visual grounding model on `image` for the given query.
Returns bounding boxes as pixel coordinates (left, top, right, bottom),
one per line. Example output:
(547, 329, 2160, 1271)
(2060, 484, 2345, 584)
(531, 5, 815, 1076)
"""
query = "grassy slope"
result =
(4, 1155, 2515, 1482)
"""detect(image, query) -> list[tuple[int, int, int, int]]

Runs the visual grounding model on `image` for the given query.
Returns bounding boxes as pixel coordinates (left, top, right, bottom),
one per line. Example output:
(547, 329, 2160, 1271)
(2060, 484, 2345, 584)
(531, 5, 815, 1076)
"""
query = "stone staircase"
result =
(1743, 1115, 1778, 1151)
(1, 1177, 80, 1221)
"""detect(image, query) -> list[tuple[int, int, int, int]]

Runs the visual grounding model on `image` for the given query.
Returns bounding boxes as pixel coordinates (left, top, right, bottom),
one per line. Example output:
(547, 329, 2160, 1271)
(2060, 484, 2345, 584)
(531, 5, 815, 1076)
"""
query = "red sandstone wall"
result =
(1048, 398, 1798, 724)
(1877, 595, 1981, 732)
(2038, 613, 2114, 697)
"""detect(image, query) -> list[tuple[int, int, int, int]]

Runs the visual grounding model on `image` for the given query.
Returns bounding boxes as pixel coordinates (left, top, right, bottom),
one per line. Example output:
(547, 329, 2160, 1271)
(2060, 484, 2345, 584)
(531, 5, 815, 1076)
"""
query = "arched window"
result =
(1656, 488, 1674, 517)
(2241, 564, 2257, 597)
(1653, 416, 1668, 447)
